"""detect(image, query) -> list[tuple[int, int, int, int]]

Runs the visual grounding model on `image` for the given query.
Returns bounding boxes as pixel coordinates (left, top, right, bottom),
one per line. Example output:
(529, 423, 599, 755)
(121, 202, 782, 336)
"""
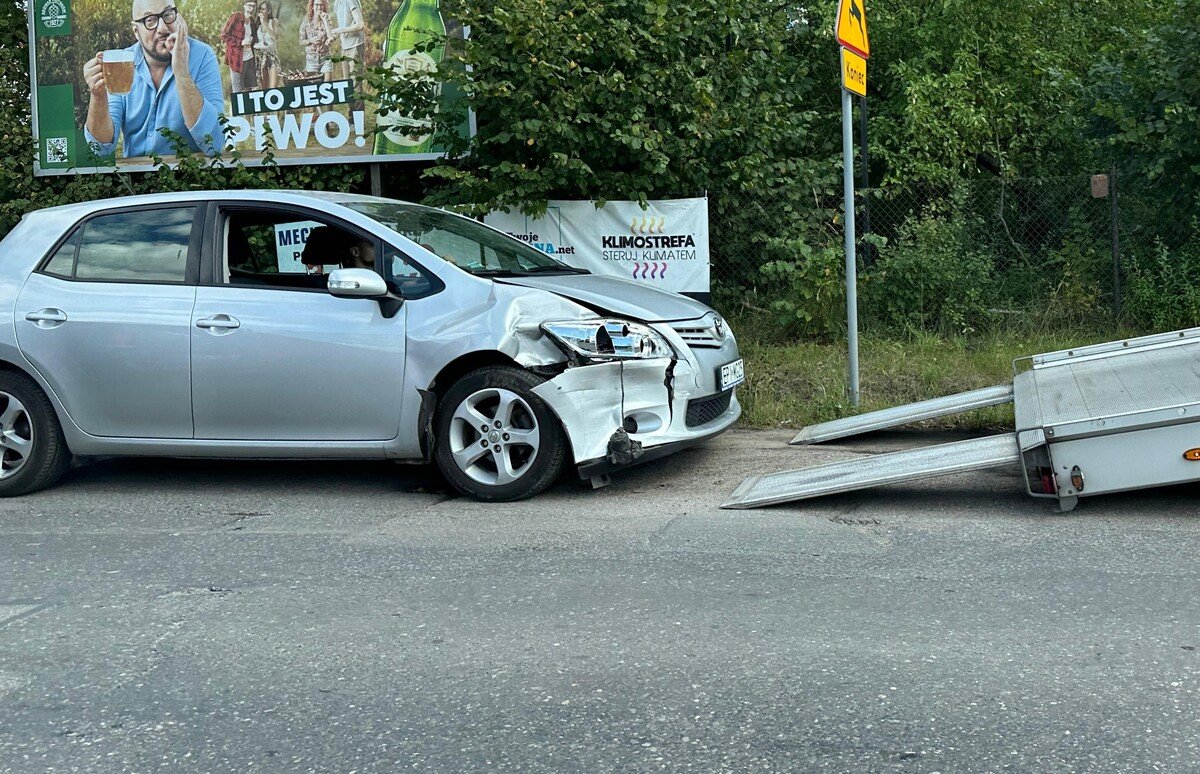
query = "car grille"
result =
(669, 321, 722, 349)
(686, 390, 733, 428)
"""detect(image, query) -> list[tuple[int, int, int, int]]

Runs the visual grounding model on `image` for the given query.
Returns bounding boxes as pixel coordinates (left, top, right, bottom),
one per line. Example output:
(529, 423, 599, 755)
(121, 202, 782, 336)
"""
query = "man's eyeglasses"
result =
(132, 6, 178, 29)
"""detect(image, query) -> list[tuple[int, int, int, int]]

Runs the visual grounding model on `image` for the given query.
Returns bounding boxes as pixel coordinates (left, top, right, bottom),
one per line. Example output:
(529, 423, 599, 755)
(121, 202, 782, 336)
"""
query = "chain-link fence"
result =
(708, 173, 1200, 340)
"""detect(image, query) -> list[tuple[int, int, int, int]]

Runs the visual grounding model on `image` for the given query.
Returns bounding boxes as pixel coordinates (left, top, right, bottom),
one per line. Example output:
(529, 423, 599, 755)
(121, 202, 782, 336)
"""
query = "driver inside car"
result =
(302, 226, 376, 273)
(342, 239, 375, 270)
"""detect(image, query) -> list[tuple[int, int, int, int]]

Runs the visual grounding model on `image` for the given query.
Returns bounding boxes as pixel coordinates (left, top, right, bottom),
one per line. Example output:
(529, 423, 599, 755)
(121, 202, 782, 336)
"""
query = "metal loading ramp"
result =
(723, 434, 1020, 509)
(790, 384, 1014, 445)
(729, 326, 1200, 512)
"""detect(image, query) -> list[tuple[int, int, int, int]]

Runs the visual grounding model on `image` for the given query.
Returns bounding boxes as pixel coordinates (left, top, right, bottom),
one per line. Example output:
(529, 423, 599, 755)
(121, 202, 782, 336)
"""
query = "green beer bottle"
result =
(373, 0, 447, 155)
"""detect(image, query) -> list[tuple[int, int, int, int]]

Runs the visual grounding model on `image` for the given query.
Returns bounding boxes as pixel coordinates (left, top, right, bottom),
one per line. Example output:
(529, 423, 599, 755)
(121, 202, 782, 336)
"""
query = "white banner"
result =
(485, 198, 710, 294)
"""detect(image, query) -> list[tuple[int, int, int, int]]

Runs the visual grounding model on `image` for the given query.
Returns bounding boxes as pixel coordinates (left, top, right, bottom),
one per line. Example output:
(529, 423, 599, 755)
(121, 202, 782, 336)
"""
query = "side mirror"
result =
(327, 268, 403, 319)
(327, 268, 388, 298)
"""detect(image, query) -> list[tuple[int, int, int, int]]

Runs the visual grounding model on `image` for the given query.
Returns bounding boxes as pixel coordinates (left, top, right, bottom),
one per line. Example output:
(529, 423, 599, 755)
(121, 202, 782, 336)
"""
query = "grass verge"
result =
(735, 328, 1116, 431)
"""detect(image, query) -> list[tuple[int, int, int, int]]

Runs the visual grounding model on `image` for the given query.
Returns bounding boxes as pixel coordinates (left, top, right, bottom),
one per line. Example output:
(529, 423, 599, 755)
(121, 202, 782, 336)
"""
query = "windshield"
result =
(344, 200, 583, 276)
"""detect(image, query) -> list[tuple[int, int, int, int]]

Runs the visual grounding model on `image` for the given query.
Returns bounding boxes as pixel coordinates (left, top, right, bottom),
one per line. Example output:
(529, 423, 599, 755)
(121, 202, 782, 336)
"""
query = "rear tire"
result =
(434, 366, 567, 501)
(0, 371, 71, 496)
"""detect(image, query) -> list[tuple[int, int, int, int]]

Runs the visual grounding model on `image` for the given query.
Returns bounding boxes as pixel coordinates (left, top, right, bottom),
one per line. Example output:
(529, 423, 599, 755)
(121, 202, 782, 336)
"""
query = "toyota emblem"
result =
(712, 316, 726, 340)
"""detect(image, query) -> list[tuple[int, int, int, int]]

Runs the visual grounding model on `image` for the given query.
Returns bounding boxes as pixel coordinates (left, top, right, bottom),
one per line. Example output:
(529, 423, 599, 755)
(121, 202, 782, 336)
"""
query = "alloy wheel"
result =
(448, 388, 541, 486)
(0, 392, 32, 480)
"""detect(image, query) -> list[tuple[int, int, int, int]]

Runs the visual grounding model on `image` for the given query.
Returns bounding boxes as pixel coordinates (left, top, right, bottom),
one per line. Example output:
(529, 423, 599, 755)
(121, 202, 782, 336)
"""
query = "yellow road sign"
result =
(841, 48, 867, 96)
(836, 0, 869, 59)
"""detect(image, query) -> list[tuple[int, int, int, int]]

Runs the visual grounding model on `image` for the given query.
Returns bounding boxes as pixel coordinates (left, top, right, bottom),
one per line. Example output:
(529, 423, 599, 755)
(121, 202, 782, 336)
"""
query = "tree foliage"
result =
(867, 0, 1161, 185)
(1084, 0, 1200, 186)
(369, 0, 831, 215)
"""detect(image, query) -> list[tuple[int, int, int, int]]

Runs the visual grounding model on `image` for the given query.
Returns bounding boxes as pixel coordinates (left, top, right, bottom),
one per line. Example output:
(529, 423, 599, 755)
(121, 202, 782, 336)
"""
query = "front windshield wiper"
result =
(520, 265, 590, 274)
(472, 266, 590, 277)
(469, 268, 525, 277)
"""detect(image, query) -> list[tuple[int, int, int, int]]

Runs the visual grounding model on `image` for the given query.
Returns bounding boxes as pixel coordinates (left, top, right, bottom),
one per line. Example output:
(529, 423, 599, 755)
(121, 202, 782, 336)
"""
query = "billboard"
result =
(28, 0, 473, 175)
(485, 198, 711, 296)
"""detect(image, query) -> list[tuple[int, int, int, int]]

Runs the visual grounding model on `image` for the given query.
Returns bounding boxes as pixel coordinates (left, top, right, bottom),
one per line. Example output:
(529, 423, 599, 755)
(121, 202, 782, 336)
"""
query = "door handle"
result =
(24, 308, 67, 328)
(195, 314, 240, 330)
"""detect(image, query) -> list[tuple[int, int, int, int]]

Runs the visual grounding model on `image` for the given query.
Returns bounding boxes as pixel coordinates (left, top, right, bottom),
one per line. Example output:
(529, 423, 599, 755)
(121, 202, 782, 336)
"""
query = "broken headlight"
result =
(541, 319, 674, 361)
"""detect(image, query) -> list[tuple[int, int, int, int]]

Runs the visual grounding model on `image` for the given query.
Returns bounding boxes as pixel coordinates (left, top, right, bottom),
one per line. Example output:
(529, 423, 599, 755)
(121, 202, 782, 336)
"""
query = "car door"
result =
(189, 204, 406, 441)
(14, 205, 200, 438)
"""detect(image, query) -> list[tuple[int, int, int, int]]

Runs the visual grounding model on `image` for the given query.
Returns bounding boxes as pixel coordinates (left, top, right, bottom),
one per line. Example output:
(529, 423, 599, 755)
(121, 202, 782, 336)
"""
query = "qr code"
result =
(45, 137, 68, 163)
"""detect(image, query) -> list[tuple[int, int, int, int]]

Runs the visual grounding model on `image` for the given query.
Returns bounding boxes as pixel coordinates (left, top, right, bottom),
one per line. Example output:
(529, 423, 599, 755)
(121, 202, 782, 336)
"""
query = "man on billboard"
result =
(220, 0, 258, 93)
(330, 0, 365, 81)
(81, 0, 226, 158)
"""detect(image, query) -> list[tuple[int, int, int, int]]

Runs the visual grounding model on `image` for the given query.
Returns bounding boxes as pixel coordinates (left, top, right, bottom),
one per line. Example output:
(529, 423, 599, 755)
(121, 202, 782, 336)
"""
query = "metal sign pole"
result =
(835, 0, 867, 408)
(841, 89, 860, 407)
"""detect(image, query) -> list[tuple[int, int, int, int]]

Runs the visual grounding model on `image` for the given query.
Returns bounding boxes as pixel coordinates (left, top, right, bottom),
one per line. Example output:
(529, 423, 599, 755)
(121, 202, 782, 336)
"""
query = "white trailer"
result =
(724, 328, 1200, 512)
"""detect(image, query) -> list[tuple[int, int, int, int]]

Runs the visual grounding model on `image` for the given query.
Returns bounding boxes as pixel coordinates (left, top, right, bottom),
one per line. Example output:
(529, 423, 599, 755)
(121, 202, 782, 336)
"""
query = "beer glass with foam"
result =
(102, 50, 135, 95)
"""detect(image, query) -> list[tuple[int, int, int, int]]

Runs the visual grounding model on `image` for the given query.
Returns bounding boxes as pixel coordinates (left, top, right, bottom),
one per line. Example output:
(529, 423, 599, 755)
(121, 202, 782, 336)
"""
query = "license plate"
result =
(719, 358, 745, 390)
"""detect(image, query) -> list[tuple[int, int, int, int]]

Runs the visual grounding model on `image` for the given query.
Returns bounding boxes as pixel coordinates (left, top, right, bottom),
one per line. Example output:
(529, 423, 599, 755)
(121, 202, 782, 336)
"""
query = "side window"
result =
(224, 210, 377, 290)
(41, 208, 194, 283)
(384, 245, 438, 298)
(42, 232, 78, 278)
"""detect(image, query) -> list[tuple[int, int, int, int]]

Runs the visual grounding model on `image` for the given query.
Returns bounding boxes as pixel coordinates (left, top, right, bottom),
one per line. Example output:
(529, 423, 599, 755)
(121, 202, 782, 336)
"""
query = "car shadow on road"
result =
(59, 457, 452, 497)
(52, 439, 724, 501)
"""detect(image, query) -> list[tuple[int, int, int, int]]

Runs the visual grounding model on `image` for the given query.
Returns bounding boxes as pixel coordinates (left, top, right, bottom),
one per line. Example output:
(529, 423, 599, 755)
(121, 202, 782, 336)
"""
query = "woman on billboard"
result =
(254, 1, 279, 89)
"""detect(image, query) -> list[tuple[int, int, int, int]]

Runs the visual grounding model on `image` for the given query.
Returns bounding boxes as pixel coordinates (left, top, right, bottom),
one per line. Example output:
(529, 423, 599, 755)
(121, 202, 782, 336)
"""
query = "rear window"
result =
(41, 208, 194, 283)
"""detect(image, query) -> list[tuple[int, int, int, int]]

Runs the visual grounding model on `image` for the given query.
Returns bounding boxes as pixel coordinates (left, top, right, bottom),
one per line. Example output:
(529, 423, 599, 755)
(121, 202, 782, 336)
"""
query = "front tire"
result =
(0, 371, 71, 496)
(434, 366, 567, 501)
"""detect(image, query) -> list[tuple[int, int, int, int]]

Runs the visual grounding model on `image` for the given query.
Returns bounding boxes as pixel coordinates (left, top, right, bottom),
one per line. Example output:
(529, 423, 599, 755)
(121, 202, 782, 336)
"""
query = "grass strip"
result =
(735, 329, 1116, 430)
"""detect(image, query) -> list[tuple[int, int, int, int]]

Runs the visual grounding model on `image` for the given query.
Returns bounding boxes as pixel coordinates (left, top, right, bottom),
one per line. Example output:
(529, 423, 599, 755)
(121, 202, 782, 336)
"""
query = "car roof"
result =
(27, 190, 414, 218)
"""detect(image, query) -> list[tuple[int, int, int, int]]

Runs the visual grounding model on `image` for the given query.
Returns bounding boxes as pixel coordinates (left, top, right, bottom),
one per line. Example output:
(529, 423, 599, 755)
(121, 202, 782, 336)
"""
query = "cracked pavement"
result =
(2, 428, 1200, 771)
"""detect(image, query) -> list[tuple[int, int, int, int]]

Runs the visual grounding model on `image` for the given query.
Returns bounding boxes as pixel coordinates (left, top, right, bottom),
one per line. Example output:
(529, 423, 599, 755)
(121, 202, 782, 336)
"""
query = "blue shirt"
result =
(84, 39, 226, 158)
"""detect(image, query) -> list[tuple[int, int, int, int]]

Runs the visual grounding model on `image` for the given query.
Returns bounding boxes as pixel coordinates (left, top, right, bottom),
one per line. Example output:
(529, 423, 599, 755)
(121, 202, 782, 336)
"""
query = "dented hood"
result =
(496, 274, 711, 322)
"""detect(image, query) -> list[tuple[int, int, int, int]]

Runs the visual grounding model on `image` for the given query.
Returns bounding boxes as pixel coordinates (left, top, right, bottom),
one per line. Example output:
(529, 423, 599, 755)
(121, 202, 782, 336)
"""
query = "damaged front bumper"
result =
(575, 422, 737, 479)
(531, 332, 742, 479)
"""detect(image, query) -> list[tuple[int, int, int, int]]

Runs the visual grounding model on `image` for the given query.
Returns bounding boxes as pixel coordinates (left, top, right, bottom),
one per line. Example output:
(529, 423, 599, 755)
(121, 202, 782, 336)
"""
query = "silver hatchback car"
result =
(0, 191, 743, 500)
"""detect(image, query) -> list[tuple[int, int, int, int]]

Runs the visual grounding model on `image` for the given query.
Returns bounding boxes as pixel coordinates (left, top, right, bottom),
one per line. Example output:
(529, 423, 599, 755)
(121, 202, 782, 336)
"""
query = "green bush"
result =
(757, 238, 847, 338)
(863, 211, 996, 335)
(1026, 233, 1108, 329)
(1123, 229, 1200, 331)
(981, 201, 1111, 329)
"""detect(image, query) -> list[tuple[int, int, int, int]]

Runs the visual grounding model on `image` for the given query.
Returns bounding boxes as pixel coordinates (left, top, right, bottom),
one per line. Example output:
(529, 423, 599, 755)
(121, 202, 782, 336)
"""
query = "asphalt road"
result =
(2, 428, 1200, 772)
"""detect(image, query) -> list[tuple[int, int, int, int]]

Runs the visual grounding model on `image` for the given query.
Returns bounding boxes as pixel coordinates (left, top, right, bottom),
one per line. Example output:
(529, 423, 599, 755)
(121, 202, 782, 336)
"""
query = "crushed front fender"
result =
(532, 356, 739, 472)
